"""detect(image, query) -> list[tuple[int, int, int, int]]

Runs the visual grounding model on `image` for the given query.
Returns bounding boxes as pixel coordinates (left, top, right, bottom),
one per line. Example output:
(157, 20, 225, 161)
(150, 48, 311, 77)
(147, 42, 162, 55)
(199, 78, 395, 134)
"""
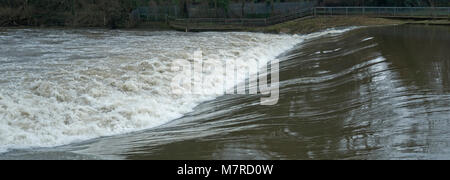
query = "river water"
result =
(0, 25, 449, 160)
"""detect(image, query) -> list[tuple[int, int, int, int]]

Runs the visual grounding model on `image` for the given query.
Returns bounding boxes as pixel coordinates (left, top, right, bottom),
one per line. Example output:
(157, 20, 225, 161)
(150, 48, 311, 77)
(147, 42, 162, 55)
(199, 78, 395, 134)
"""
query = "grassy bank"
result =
(247, 16, 406, 34)
(247, 16, 449, 34)
(406, 19, 450, 25)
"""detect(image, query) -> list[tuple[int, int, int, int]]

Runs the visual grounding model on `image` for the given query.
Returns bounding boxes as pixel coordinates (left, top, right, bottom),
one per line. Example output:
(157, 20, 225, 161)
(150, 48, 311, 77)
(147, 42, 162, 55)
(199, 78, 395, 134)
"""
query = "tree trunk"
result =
(270, 0, 274, 16)
(187, 0, 191, 18)
(214, 0, 218, 18)
(427, 0, 434, 7)
(241, 0, 246, 18)
(71, 0, 75, 16)
(71, 0, 75, 26)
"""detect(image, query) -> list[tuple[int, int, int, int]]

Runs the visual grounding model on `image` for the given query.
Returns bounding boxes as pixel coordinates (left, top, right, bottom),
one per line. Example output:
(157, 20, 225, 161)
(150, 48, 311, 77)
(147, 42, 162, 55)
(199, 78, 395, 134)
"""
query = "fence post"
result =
(174, 6, 177, 18)
(165, 14, 168, 24)
(314, 8, 317, 17)
(432, 7, 435, 18)
(186, 19, 189, 32)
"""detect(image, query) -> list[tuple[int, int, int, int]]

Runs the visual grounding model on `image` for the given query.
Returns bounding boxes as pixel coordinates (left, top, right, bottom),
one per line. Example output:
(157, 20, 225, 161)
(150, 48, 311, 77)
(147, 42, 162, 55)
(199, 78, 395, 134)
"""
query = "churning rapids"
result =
(0, 25, 449, 159)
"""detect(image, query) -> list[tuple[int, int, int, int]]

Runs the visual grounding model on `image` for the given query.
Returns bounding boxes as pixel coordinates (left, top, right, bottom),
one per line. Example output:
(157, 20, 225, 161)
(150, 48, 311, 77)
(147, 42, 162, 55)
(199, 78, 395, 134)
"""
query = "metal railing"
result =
(315, 7, 450, 18)
(167, 7, 450, 31)
(266, 8, 314, 25)
(168, 8, 314, 29)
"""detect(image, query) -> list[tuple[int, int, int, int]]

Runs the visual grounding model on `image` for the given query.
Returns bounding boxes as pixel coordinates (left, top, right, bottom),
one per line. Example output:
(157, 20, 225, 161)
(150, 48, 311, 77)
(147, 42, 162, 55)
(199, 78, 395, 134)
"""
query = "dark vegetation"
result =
(0, 0, 448, 28)
(0, 0, 158, 28)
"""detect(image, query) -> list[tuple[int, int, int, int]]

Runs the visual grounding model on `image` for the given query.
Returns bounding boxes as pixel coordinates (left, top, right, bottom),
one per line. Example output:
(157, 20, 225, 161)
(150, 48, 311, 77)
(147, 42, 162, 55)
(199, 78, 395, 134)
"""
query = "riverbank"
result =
(247, 17, 400, 34)
(251, 16, 450, 34)
(406, 19, 450, 25)
(2, 16, 448, 34)
(167, 16, 449, 34)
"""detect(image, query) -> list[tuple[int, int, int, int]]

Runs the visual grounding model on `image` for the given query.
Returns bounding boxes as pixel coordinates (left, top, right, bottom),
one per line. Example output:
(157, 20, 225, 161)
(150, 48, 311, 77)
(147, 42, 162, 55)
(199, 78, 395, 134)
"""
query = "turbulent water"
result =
(0, 25, 449, 159)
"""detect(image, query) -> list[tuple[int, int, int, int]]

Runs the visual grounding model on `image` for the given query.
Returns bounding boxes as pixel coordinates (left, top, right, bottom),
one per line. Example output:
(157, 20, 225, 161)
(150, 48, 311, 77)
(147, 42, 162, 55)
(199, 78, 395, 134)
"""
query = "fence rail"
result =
(315, 7, 450, 18)
(168, 8, 314, 30)
(166, 7, 450, 31)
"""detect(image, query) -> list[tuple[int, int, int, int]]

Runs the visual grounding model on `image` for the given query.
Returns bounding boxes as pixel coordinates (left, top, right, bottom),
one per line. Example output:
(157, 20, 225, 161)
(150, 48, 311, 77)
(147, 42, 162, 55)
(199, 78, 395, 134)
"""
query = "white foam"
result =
(0, 28, 356, 153)
(362, 37, 374, 42)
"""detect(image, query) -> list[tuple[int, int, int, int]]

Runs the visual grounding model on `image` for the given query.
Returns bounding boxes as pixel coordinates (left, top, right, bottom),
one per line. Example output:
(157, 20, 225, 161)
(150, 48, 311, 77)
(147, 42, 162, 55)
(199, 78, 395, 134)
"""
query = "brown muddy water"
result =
(0, 24, 449, 160)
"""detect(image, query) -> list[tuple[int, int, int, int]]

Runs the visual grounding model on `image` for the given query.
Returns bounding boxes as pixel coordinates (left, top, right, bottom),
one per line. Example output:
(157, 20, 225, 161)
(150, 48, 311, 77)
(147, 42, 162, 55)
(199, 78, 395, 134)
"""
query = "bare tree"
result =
(241, 0, 246, 18)
(270, 0, 274, 15)
(214, 0, 218, 18)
